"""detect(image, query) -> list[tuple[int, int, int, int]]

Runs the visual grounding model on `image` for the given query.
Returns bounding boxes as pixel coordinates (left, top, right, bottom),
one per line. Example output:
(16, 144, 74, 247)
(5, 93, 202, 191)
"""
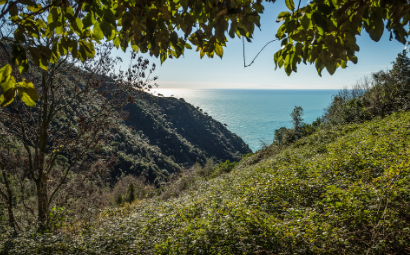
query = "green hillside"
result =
(86, 90, 251, 185)
(4, 110, 410, 254)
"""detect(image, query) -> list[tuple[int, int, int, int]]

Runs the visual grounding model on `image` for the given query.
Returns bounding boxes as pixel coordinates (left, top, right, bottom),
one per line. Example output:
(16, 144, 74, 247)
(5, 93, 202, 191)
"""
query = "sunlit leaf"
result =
(215, 44, 223, 58)
(0, 64, 12, 82)
(93, 22, 104, 40)
(36, 19, 47, 29)
(27, 4, 42, 12)
(0, 75, 16, 107)
(285, 0, 295, 11)
(17, 79, 39, 107)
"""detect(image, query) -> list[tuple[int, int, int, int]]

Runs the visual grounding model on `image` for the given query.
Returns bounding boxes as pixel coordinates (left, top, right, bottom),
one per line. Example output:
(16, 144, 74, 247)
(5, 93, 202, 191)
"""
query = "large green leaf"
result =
(93, 22, 104, 40)
(215, 44, 223, 58)
(47, 7, 61, 30)
(368, 8, 384, 42)
(48, 6, 59, 22)
(100, 20, 115, 40)
(27, 4, 42, 12)
(79, 40, 95, 61)
(301, 14, 311, 30)
(277, 11, 291, 21)
(36, 19, 47, 29)
(0, 64, 12, 82)
(0, 90, 16, 107)
(17, 79, 39, 107)
(103, 8, 116, 26)
(28, 47, 48, 70)
(325, 59, 337, 75)
(0, 72, 16, 107)
(285, 0, 295, 11)
(83, 12, 96, 28)
(312, 12, 327, 34)
(71, 17, 84, 34)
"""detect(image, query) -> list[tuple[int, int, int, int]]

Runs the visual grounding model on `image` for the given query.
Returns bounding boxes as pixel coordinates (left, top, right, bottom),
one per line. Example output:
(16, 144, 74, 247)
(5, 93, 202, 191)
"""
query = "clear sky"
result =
(114, 1, 407, 90)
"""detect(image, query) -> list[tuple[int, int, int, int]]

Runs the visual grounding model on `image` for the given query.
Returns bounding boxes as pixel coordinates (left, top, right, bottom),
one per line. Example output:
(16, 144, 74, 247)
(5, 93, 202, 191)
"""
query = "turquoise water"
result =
(154, 89, 339, 152)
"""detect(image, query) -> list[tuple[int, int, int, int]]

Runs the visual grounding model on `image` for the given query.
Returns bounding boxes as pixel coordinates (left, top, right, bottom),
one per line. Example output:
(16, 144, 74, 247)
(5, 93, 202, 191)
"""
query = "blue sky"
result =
(115, 1, 408, 90)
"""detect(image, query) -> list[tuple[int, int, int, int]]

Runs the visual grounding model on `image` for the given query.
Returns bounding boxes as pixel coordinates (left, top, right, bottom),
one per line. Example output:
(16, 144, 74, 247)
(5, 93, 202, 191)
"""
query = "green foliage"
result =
(109, 141, 120, 147)
(273, 126, 288, 145)
(15, 79, 39, 107)
(290, 105, 304, 139)
(274, 106, 308, 146)
(274, 0, 410, 76)
(324, 50, 410, 126)
(114, 193, 123, 206)
(0, 64, 15, 107)
(0, 0, 265, 106)
(1, 0, 408, 96)
(124, 183, 136, 204)
(211, 160, 238, 177)
(4, 110, 410, 254)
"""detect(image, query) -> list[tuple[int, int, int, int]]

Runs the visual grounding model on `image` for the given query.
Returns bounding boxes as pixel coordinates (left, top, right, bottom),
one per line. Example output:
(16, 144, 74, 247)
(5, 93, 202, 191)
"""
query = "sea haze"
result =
(152, 89, 339, 152)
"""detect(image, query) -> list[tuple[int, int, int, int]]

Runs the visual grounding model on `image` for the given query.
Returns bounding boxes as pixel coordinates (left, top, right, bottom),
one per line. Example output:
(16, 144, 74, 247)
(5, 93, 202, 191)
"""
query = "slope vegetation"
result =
(118, 91, 251, 183)
(5, 111, 410, 254)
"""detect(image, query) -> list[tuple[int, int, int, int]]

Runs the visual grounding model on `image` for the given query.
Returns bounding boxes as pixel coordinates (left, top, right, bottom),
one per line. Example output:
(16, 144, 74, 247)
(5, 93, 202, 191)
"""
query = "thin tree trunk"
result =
(6, 199, 17, 231)
(36, 71, 50, 232)
(0, 168, 19, 232)
(36, 176, 48, 232)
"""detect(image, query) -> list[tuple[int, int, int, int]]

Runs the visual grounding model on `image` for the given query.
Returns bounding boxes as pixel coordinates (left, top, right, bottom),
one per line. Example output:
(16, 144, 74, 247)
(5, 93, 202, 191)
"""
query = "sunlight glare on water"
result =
(150, 89, 338, 152)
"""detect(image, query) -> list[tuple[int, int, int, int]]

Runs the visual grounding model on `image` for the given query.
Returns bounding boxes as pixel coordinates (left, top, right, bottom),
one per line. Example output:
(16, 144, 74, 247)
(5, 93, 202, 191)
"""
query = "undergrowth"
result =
(2, 112, 410, 254)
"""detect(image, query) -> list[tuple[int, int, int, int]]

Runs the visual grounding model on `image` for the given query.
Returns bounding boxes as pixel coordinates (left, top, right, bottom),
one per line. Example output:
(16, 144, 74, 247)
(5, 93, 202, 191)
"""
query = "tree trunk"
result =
(0, 168, 19, 232)
(36, 176, 49, 232)
(6, 199, 17, 231)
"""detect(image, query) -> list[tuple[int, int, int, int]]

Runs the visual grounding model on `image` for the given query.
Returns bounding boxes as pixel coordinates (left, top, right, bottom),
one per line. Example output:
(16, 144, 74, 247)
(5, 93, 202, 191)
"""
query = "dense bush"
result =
(3, 111, 410, 254)
(274, 50, 410, 148)
(324, 50, 410, 126)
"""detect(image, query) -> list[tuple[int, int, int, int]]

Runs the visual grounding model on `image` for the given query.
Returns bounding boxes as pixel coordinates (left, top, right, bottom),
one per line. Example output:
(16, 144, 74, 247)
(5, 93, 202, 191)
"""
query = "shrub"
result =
(324, 50, 410, 126)
(123, 183, 135, 204)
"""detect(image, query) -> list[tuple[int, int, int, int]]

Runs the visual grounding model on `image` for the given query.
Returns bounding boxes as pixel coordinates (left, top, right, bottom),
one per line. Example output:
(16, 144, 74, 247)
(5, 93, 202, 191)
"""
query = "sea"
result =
(152, 89, 339, 152)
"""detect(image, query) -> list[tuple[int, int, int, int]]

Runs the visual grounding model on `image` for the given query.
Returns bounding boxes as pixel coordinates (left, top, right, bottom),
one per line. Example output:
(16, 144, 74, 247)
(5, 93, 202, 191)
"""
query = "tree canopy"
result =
(1, 0, 410, 108)
(0, 0, 264, 106)
(274, 0, 410, 76)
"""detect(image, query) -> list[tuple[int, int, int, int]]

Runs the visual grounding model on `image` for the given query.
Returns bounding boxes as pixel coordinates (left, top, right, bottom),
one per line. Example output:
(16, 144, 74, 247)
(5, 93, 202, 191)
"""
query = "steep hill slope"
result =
(125, 92, 250, 165)
(98, 91, 251, 184)
(0, 91, 251, 185)
(0, 43, 251, 186)
(7, 111, 410, 254)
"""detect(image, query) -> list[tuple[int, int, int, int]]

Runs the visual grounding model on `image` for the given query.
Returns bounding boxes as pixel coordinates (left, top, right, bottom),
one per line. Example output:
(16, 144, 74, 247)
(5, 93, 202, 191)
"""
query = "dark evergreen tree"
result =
(124, 183, 136, 204)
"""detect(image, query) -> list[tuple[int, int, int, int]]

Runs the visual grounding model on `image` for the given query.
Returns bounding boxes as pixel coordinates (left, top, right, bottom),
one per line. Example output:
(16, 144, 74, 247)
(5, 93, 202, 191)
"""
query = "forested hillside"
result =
(4, 104, 410, 254)
(120, 91, 251, 182)
(78, 90, 252, 185)
(0, 44, 250, 186)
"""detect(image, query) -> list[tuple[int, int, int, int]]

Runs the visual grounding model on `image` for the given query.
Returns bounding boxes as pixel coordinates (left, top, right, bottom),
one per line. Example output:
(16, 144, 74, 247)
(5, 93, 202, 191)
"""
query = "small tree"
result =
(0, 41, 157, 232)
(114, 193, 123, 206)
(273, 127, 288, 145)
(290, 106, 304, 140)
(124, 182, 135, 204)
